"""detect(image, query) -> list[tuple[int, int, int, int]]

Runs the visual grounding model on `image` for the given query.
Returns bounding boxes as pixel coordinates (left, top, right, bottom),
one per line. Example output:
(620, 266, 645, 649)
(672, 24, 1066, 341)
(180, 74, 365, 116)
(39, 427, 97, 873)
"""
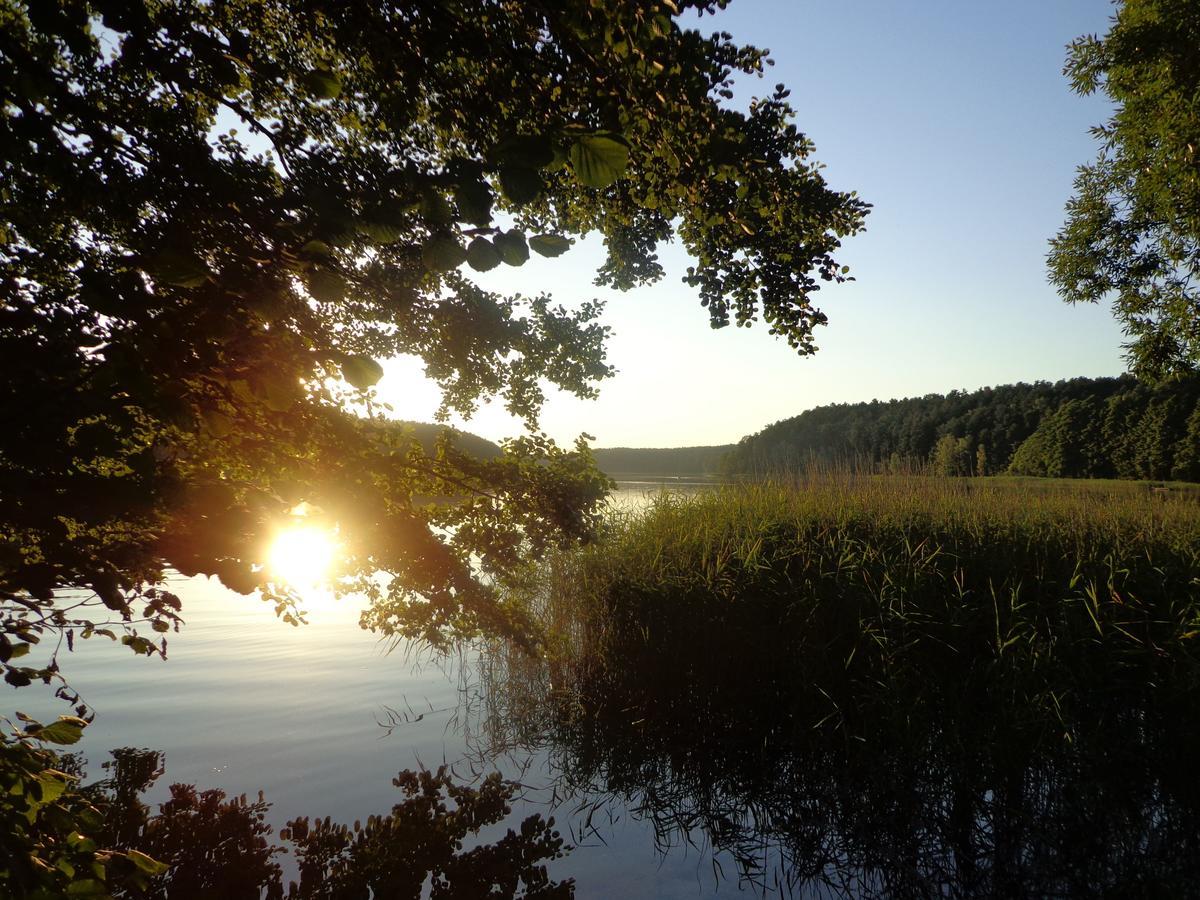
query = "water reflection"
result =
(477, 636, 1200, 897)
(72, 746, 574, 899)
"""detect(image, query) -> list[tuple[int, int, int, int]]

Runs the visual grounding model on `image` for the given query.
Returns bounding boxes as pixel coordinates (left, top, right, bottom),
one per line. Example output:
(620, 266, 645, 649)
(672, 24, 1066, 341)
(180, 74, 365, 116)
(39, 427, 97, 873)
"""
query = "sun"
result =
(266, 525, 338, 591)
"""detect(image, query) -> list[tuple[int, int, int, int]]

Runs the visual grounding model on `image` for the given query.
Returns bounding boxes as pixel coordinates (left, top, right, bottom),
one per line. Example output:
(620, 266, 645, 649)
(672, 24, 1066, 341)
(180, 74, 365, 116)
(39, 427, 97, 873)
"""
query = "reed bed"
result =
(475, 474, 1200, 895)
(499, 472, 1200, 738)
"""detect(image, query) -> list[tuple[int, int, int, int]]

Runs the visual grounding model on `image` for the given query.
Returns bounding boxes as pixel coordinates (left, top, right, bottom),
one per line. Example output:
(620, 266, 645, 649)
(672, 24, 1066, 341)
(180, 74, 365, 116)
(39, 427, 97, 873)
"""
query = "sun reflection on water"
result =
(266, 524, 340, 606)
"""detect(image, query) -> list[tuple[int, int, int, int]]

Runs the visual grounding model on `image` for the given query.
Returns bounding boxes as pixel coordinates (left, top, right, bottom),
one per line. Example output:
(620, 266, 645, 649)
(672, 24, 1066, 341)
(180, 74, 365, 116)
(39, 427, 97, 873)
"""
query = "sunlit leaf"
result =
(422, 235, 467, 271)
(126, 849, 169, 876)
(34, 771, 70, 802)
(66, 879, 108, 897)
(568, 134, 629, 188)
(299, 239, 333, 259)
(35, 718, 85, 746)
(342, 355, 384, 390)
(493, 230, 529, 266)
(299, 66, 341, 99)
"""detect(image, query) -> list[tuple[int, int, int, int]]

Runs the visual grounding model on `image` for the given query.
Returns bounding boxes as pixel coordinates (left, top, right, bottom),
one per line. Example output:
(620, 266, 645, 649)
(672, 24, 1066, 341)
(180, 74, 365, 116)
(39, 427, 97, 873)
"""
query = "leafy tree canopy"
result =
(0, 0, 867, 694)
(1049, 0, 1200, 378)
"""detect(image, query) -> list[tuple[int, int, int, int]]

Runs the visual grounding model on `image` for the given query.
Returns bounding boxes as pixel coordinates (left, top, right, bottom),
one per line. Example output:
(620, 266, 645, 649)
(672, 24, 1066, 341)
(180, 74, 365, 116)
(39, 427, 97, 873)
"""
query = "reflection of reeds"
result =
(478, 471, 1200, 895)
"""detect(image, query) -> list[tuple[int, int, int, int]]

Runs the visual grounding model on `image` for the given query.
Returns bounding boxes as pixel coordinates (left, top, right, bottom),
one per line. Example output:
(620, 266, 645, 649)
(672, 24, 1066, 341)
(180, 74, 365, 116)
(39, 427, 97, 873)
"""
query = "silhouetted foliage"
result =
(0, 0, 867, 695)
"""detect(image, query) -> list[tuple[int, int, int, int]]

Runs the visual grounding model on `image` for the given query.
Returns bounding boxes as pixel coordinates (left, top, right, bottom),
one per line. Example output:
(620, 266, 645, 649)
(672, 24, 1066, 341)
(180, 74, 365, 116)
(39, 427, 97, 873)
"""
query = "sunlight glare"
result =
(267, 525, 338, 591)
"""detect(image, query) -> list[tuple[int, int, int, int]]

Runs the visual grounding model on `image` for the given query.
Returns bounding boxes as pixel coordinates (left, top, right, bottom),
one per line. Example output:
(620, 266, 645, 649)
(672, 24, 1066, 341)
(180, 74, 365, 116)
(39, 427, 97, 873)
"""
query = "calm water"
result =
(14, 479, 761, 898)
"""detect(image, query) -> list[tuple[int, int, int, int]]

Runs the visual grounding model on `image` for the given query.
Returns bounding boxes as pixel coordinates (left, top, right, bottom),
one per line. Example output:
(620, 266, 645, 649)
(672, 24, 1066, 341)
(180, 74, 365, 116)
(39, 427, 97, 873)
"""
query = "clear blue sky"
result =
(378, 0, 1125, 448)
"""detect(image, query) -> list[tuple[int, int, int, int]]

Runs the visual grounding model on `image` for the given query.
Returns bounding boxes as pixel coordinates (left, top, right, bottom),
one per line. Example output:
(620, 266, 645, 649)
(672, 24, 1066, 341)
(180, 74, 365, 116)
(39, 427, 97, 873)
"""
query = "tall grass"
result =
(497, 471, 1200, 737)
(477, 473, 1200, 895)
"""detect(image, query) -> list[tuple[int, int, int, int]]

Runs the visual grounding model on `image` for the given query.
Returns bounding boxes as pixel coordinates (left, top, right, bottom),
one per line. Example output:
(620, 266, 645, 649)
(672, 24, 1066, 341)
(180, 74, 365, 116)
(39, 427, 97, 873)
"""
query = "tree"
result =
(931, 433, 971, 477)
(0, 0, 869, 694)
(1049, 0, 1200, 379)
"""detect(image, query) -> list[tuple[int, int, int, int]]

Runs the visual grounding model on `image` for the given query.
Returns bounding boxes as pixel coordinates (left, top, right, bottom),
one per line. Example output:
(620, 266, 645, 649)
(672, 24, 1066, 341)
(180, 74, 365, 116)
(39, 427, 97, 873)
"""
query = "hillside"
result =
(391, 421, 502, 459)
(388, 425, 730, 477)
(723, 375, 1200, 481)
(591, 445, 733, 476)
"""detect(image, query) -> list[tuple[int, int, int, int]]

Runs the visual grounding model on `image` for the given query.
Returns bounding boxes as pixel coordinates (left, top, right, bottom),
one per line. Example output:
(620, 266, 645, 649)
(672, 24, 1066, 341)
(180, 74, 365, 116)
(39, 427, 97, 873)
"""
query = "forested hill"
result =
(722, 375, 1200, 481)
(391, 425, 732, 477)
(591, 445, 733, 476)
(394, 426, 732, 478)
(395, 422, 502, 459)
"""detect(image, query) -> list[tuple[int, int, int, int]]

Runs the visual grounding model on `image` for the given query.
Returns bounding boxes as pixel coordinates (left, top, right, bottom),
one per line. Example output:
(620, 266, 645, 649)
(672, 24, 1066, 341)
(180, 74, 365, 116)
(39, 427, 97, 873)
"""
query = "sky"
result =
(376, 0, 1125, 449)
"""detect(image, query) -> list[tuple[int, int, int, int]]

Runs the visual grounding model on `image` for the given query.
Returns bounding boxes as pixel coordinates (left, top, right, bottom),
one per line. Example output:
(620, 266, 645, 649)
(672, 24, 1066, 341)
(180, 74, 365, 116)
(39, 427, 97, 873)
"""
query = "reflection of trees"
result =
(479, 626, 1200, 897)
(78, 749, 573, 899)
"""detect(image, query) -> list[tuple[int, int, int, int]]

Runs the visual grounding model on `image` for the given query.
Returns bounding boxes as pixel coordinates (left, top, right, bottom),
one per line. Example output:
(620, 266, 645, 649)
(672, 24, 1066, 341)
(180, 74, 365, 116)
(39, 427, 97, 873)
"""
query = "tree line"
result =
(722, 375, 1200, 481)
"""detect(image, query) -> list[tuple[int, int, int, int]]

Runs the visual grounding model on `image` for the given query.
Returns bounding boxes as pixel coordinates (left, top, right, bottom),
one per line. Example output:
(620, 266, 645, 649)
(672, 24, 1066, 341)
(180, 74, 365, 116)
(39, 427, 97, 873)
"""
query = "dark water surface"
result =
(14, 480, 759, 898)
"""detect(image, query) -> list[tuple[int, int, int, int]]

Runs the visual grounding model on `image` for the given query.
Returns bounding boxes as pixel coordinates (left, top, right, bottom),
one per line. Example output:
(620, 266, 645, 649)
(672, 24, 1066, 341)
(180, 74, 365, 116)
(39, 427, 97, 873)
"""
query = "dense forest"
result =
(721, 375, 1200, 481)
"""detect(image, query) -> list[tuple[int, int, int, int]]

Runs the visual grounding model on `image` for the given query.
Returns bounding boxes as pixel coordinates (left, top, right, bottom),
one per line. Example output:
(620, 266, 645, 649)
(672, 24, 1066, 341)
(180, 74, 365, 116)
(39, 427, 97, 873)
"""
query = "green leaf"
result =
(146, 250, 211, 288)
(342, 355, 384, 390)
(66, 879, 108, 898)
(68, 831, 98, 853)
(306, 268, 347, 303)
(568, 135, 629, 189)
(420, 193, 453, 226)
(9, 642, 30, 659)
(254, 372, 302, 412)
(490, 134, 556, 169)
(357, 219, 405, 244)
(529, 234, 571, 257)
(466, 237, 502, 272)
(453, 180, 493, 227)
(493, 230, 529, 266)
(421, 235, 467, 271)
(299, 66, 341, 99)
(34, 771, 70, 803)
(499, 167, 543, 205)
(200, 409, 234, 438)
(299, 239, 333, 259)
(126, 849, 169, 877)
(36, 718, 85, 746)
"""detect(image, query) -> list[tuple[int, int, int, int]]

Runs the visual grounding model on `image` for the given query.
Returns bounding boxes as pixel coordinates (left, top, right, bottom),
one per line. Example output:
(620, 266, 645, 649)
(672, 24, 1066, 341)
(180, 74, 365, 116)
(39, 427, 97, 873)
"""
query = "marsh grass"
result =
(476, 473, 1200, 895)
(490, 470, 1200, 745)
